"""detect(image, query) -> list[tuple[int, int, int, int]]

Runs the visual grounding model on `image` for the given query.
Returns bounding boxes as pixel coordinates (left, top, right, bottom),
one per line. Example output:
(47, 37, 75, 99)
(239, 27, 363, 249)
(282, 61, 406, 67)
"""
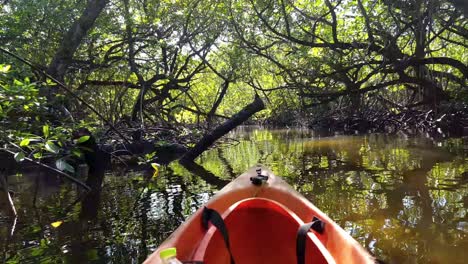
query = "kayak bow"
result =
(144, 167, 374, 264)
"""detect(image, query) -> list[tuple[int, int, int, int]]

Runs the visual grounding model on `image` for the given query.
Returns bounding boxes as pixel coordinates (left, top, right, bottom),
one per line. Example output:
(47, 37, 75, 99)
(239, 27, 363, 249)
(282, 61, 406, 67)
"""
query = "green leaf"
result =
(0, 64, 11, 73)
(20, 138, 30, 146)
(77, 135, 90, 144)
(43, 125, 50, 138)
(72, 149, 83, 158)
(14, 152, 25, 162)
(45, 141, 60, 153)
(33, 152, 43, 159)
(46, 78, 55, 85)
(55, 159, 75, 174)
(13, 79, 23, 86)
(30, 247, 44, 257)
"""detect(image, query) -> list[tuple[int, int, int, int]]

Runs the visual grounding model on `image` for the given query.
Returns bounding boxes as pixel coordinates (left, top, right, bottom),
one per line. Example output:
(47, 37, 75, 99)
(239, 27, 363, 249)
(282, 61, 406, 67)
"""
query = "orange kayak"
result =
(144, 167, 375, 264)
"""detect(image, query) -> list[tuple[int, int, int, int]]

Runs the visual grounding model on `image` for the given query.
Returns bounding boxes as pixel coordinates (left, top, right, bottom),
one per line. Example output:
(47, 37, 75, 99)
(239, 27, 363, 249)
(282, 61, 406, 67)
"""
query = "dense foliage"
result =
(0, 0, 467, 167)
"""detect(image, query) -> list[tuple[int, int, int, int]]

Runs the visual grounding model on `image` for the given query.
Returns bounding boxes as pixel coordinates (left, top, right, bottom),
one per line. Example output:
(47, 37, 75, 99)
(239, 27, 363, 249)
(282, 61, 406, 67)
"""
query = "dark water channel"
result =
(1, 128, 467, 263)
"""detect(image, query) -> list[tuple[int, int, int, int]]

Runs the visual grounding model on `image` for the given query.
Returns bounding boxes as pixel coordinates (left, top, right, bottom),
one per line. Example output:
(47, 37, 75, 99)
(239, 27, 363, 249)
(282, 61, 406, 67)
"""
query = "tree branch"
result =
(47, 0, 108, 81)
(180, 95, 265, 163)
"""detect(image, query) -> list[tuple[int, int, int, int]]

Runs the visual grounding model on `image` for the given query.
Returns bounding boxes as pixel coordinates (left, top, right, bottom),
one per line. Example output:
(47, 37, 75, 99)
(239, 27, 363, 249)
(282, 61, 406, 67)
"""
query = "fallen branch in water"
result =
(0, 148, 91, 191)
(180, 94, 265, 164)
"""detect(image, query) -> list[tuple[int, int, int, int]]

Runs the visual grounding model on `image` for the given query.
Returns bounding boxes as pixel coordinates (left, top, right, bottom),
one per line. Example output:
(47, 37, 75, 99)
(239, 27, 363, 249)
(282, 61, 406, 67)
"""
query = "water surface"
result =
(1, 128, 467, 263)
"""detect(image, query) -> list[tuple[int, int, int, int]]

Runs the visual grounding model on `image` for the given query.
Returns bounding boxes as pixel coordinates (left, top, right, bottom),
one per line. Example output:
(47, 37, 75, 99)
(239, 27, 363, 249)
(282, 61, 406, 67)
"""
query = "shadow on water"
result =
(180, 161, 231, 189)
(0, 128, 467, 263)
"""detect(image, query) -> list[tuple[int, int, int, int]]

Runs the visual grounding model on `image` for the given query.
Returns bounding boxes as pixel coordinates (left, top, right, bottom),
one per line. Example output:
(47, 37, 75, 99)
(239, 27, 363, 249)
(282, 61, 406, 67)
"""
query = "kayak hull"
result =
(144, 167, 374, 264)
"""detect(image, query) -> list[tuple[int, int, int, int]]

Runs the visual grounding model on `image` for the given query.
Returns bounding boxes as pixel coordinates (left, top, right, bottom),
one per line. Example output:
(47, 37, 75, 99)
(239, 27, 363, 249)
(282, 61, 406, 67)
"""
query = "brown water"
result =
(1, 128, 467, 263)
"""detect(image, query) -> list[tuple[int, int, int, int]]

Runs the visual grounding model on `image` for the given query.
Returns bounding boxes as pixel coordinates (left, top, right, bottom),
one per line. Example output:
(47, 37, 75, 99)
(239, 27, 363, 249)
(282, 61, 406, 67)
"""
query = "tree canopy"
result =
(0, 0, 467, 167)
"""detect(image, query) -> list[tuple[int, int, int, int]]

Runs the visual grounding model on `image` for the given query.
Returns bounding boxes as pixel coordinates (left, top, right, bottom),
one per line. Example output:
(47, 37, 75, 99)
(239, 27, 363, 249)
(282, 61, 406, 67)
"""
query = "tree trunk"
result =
(46, 0, 108, 83)
(179, 95, 265, 164)
(207, 81, 230, 128)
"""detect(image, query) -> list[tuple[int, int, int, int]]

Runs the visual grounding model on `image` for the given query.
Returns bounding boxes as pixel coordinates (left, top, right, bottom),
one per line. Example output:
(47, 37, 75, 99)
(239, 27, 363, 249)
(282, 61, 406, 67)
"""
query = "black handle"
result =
(202, 207, 235, 264)
(296, 217, 325, 264)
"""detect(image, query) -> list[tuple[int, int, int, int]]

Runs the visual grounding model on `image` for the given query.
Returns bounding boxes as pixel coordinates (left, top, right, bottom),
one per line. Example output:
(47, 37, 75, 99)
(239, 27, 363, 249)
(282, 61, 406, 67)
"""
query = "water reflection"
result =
(1, 129, 467, 263)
